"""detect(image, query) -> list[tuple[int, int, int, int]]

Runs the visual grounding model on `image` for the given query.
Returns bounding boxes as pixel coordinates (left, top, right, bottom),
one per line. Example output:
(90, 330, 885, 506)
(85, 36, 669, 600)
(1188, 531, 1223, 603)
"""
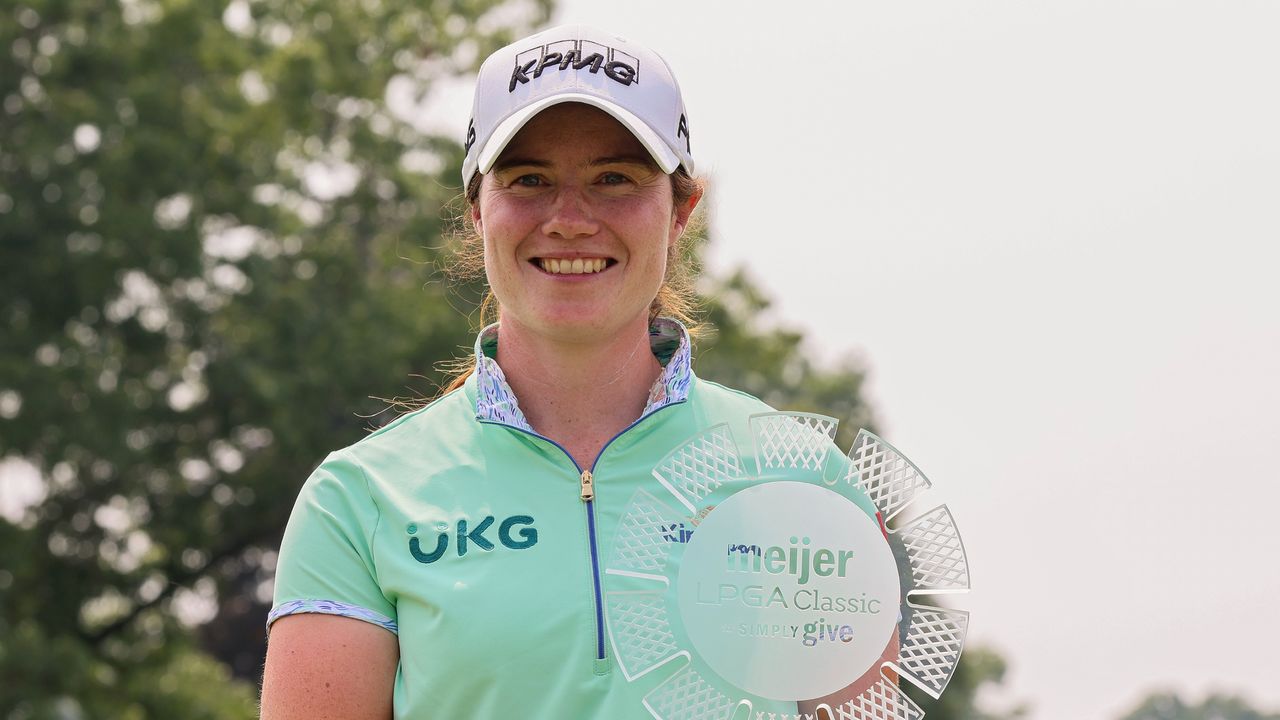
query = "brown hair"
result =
(435, 167, 706, 396)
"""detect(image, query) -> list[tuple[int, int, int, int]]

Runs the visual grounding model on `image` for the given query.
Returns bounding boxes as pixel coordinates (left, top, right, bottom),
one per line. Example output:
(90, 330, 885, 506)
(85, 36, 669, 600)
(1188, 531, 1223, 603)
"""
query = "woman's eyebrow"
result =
(492, 155, 655, 171)
(591, 155, 654, 167)
(492, 157, 549, 171)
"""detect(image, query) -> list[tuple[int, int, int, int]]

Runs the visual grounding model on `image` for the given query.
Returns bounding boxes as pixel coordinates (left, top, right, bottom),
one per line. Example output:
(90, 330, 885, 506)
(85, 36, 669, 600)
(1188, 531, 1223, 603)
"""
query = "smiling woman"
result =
(444, 111, 707, 396)
(474, 103, 696, 365)
(259, 24, 892, 720)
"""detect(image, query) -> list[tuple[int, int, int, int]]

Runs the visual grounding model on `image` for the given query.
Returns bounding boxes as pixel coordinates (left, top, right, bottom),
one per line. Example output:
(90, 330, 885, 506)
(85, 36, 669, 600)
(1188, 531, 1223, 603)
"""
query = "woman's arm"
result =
(260, 614, 399, 720)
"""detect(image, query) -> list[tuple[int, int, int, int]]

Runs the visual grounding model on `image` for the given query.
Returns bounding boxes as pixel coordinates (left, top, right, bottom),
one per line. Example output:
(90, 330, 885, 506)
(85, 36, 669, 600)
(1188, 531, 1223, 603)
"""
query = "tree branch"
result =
(84, 532, 264, 646)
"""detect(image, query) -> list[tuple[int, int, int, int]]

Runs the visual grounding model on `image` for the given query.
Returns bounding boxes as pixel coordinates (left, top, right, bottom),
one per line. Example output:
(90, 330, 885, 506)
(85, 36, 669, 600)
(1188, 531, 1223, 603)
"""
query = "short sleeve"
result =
(267, 450, 398, 635)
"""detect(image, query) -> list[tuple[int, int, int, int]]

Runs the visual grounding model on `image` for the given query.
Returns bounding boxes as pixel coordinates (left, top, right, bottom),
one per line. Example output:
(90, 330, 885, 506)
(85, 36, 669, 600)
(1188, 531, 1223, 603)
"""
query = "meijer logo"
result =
(726, 535, 855, 586)
(407, 515, 538, 564)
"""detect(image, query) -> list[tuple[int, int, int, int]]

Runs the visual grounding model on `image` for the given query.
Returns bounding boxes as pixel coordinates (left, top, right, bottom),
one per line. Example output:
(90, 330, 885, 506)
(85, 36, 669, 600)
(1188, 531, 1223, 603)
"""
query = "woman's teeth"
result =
(538, 258, 607, 274)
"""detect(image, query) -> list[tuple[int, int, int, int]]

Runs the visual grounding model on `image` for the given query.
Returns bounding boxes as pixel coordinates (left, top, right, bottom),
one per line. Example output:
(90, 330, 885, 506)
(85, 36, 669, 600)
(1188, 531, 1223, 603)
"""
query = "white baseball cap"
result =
(461, 25, 695, 187)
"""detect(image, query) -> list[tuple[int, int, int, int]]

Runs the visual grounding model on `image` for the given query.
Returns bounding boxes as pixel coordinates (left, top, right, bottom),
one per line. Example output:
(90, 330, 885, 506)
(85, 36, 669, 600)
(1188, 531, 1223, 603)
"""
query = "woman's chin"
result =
(516, 307, 649, 343)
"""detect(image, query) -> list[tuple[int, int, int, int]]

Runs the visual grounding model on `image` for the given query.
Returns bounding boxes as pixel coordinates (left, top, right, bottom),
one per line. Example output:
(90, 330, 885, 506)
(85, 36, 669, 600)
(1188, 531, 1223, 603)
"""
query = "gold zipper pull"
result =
(579, 469, 594, 502)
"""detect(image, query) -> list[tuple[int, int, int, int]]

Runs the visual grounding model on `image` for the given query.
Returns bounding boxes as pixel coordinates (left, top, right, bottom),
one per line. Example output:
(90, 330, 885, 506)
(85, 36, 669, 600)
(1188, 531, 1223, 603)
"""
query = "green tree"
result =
(904, 646, 1027, 720)
(696, 268, 875, 450)
(1, 0, 550, 714)
(1116, 692, 1280, 720)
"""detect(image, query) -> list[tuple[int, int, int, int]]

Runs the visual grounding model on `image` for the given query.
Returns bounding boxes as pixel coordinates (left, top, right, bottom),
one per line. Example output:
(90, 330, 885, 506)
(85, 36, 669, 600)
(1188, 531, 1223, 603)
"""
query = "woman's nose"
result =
(542, 187, 598, 239)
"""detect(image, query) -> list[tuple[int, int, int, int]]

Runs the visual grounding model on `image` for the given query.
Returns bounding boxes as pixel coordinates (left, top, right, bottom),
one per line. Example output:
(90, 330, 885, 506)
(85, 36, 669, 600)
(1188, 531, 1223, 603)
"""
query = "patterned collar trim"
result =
(473, 318, 693, 431)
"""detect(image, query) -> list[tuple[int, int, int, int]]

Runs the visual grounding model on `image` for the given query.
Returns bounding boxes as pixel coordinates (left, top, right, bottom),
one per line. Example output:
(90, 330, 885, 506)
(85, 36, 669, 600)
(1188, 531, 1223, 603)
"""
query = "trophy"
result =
(603, 413, 970, 719)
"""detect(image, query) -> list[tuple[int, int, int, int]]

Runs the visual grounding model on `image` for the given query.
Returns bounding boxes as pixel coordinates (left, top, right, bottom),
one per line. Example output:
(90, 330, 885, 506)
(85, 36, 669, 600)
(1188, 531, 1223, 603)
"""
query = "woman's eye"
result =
(512, 174, 543, 187)
(600, 172, 630, 185)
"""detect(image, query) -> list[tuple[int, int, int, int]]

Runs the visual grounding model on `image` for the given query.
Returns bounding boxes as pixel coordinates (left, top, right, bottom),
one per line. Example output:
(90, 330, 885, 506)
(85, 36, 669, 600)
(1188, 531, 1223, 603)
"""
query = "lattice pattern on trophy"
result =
(847, 431, 932, 521)
(750, 412, 838, 472)
(606, 590, 682, 681)
(896, 605, 969, 696)
(751, 711, 799, 720)
(832, 678, 924, 720)
(606, 415, 970, 719)
(894, 506, 970, 593)
(608, 489, 688, 576)
(653, 423, 747, 512)
(750, 711, 811, 720)
(643, 665, 739, 720)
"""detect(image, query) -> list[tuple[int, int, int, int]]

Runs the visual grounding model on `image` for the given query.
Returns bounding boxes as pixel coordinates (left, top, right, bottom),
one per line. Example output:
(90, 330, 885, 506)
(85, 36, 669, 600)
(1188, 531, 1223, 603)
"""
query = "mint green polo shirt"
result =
(269, 320, 880, 718)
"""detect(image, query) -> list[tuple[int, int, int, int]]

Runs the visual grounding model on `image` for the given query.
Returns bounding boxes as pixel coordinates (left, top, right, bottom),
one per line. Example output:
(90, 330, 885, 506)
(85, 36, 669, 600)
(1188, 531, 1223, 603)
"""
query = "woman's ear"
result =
(471, 200, 483, 235)
(670, 187, 703, 243)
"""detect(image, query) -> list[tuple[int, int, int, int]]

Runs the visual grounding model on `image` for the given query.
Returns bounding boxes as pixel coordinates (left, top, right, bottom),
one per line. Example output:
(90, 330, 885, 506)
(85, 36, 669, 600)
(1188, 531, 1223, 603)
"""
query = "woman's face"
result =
(474, 103, 694, 345)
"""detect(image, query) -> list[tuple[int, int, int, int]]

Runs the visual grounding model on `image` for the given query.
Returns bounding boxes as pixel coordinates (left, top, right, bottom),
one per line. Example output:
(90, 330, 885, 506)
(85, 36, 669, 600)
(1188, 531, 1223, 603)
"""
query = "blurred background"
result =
(2, 1, 1277, 718)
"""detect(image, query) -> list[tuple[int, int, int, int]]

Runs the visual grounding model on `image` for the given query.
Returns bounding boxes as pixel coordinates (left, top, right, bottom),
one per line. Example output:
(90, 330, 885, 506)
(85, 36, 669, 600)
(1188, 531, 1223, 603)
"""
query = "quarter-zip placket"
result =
(478, 399, 684, 673)
(579, 467, 609, 674)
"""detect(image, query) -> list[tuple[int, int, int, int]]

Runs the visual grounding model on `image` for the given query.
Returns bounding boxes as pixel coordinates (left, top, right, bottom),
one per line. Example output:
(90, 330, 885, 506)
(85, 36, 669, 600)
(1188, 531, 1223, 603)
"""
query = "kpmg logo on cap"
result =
(510, 38, 640, 92)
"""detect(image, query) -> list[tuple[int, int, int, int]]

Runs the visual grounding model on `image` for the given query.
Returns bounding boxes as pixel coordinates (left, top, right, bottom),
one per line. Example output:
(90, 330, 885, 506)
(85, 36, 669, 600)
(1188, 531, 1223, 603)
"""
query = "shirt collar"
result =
(473, 317, 693, 431)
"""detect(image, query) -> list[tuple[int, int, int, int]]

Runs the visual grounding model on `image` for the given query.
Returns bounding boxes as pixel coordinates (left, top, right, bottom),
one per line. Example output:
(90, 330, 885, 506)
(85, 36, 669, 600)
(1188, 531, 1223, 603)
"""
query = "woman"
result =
(260, 25, 893, 720)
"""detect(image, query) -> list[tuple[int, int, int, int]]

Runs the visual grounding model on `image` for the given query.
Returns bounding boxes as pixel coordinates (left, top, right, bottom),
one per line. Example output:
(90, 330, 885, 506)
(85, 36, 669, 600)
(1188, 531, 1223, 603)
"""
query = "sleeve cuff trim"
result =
(267, 599, 398, 635)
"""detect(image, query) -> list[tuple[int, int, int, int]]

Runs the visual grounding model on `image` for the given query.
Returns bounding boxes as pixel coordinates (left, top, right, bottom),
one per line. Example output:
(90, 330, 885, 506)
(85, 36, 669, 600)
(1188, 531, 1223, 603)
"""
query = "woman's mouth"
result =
(534, 257, 612, 275)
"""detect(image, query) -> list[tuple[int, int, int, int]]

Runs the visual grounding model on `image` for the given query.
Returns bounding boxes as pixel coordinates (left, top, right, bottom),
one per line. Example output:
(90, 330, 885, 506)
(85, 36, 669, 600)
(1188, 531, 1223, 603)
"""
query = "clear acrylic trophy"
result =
(604, 413, 970, 720)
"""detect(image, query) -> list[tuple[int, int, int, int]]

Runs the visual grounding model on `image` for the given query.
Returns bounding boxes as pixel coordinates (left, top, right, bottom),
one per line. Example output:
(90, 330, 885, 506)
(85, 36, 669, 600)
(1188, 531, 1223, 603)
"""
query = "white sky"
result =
(543, 2, 1280, 719)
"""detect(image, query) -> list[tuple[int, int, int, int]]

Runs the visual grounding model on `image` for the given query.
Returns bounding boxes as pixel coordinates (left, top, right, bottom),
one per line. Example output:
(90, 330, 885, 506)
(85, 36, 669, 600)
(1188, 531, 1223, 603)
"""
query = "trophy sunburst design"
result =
(603, 413, 970, 720)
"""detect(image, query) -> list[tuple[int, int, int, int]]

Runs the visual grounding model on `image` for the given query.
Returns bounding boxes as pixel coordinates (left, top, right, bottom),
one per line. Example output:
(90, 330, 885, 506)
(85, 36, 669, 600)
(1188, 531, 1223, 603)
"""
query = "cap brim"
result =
(477, 93, 681, 178)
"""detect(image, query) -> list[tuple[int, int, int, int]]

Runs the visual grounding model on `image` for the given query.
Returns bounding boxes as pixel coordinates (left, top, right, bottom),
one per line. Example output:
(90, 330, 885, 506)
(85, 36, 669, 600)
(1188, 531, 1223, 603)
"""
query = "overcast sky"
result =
(541, 2, 1280, 719)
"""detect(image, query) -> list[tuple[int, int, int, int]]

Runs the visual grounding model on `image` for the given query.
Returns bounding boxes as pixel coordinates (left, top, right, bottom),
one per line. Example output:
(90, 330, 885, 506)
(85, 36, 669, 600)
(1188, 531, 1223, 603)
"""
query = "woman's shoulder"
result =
(294, 385, 481, 507)
(689, 375, 777, 416)
(338, 383, 478, 464)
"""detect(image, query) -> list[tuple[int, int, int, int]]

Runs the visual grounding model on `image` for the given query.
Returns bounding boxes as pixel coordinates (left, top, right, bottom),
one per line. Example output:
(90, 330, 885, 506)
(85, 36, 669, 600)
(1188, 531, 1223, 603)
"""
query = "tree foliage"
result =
(696, 269, 875, 450)
(904, 646, 1027, 720)
(1, 0, 551, 713)
(1117, 692, 1280, 720)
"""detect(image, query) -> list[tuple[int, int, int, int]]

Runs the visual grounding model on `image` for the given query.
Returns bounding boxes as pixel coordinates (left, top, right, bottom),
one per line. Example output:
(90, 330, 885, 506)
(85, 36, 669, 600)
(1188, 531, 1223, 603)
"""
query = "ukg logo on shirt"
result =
(407, 515, 538, 564)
